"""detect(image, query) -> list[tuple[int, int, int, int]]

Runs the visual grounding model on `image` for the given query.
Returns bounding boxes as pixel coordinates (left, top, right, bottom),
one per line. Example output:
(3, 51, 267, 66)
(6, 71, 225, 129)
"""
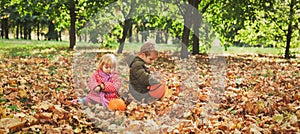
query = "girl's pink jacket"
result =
(86, 70, 121, 103)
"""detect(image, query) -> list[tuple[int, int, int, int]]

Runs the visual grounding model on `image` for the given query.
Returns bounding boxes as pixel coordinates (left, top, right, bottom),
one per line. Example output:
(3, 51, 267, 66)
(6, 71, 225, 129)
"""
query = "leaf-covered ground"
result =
(0, 50, 299, 133)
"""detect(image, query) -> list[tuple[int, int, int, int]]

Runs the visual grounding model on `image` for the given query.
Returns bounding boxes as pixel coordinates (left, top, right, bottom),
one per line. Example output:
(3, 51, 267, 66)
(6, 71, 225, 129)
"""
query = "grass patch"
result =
(122, 42, 180, 52)
(0, 39, 69, 48)
(75, 41, 180, 52)
(0, 39, 69, 57)
(1, 39, 298, 58)
(224, 47, 280, 55)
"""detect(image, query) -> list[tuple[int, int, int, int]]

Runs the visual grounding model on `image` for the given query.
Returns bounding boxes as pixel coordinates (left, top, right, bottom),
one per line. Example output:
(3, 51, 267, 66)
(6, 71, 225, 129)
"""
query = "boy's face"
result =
(143, 52, 158, 64)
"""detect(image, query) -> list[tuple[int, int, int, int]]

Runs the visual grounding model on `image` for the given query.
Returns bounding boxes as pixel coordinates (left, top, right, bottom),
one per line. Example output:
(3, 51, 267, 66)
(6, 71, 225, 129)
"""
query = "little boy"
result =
(127, 42, 161, 103)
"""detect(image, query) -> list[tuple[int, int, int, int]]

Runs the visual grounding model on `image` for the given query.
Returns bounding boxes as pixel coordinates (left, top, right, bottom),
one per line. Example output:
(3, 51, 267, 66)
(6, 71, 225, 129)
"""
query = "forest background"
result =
(1, 0, 300, 58)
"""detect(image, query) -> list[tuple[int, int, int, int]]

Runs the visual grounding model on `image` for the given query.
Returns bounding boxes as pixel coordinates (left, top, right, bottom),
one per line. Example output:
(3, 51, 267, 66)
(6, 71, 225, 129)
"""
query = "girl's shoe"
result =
(71, 99, 79, 104)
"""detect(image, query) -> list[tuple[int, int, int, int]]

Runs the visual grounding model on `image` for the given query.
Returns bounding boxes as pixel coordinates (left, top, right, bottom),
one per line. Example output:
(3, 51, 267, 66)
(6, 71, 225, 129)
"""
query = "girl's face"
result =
(102, 64, 113, 74)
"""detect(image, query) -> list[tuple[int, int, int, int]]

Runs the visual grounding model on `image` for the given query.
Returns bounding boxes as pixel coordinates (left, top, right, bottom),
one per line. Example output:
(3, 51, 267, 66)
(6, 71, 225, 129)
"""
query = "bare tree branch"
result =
(265, 11, 286, 33)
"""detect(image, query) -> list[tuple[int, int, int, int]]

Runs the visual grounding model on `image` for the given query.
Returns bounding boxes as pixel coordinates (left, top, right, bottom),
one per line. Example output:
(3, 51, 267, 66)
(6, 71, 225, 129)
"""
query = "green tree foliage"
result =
(79, 0, 184, 53)
(205, 0, 257, 45)
(206, 0, 300, 58)
(234, 11, 282, 47)
(2, 0, 115, 49)
(256, 0, 299, 59)
(1, 0, 299, 58)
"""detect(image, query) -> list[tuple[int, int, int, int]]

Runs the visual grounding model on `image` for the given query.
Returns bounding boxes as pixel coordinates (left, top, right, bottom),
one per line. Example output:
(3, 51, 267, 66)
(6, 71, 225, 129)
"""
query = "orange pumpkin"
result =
(108, 99, 127, 111)
(148, 83, 167, 98)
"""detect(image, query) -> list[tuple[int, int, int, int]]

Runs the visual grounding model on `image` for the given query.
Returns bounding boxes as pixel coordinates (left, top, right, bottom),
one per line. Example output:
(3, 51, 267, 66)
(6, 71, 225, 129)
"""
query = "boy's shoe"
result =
(121, 95, 134, 106)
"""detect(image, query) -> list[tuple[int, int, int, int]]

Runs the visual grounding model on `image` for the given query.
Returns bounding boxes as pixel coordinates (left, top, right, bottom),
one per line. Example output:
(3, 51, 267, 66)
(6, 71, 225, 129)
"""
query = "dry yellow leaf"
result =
(19, 89, 27, 98)
(0, 118, 26, 131)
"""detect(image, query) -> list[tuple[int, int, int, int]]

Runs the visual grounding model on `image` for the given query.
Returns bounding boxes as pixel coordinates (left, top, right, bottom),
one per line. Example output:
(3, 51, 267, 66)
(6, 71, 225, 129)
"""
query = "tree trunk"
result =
(136, 30, 139, 42)
(285, 25, 292, 59)
(69, 0, 76, 50)
(192, 28, 199, 54)
(117, 0, 135, 53)
(20, 24, 23, 39)
(128, 23, 133, 42)
(1, 19, 4, 39)
(28, 24, 32, 40)
(164, 31, 168, 44)
(24, 22, 28, 39)
(16, 24, 19, 39)
(181, 26, 190, 58)
(191, 0, 200, 55)
(46, 22, 57, 40)
(117, 18, 131, 53)
(84, 31, 87, 42)
(285, 0, 295, 59)
(156, 30, 162, 43)
(37, 22, 40, 40)
(141, 30, 148, 42)
(2, 18, 9, 39)
(59, 30, 62, 41)
(181, 3, 192, 59)
(5, 18, 8, 39)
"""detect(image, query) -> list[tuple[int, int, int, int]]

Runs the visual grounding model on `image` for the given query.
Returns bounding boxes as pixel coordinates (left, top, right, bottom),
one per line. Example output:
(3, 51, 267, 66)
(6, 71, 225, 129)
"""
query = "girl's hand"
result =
(100, 83, 105, 90)
(94, 86, 102, 92)
(94, 83, 105, 92)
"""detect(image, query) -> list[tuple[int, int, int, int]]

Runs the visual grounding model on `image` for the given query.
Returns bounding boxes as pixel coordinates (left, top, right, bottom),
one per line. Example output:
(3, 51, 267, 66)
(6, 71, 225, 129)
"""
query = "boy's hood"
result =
(127, 54, 136, 67)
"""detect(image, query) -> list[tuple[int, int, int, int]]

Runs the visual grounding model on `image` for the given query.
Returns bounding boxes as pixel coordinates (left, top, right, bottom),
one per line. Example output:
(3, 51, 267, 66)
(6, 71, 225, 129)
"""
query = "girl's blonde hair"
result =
(97, 54, 117, 71)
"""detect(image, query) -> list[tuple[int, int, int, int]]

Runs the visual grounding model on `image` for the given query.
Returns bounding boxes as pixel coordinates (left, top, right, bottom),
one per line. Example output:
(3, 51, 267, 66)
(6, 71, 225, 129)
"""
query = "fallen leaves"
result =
(0, 52, 98, 133)
(0, 118, 26, 132)
(0, 51, 299, 133)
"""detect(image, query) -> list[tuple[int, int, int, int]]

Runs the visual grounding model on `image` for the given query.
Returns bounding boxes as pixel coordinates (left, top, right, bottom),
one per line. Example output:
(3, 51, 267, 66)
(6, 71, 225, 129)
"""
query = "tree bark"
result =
(135, 30, 139, 42)
(16, 24, 19, 39)
(181, 25, 191, 58)
(1, 19, 4, 39)
(1, 18, 9, 39)
(191, 0, 200, 55)
(69, 0, 76, 50)
(285, 0, 295, 59)
(181, 3, 192, 58)
(37, 22, 40, 40)
(117, 0, 135, 53)
(285, 24, 292, 59)
(128, 23, 133, 42)
(164, 31, 168, 44)
(117, 18, 131, 53)
(23, 20, 28, 40)
(156, 30, 162, 43)
(20, 24, 23, 39)
(28, 24, 32, 40)
(46, 22, 57, 40)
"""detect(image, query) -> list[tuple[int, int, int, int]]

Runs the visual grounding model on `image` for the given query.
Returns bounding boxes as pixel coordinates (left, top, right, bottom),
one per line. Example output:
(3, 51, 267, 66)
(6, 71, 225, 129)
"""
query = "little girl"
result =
(72, 54, 121, 109)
